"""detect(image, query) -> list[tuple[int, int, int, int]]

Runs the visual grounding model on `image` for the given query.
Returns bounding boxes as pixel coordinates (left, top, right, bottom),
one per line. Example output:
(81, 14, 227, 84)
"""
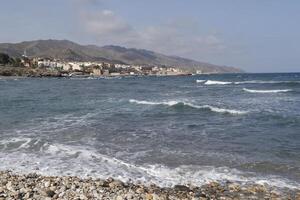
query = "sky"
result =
(0, 0, 299, 72)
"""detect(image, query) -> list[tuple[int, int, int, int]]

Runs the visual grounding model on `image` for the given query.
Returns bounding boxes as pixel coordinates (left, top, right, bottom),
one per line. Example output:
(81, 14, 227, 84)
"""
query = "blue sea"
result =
(0, 73, 299, 189)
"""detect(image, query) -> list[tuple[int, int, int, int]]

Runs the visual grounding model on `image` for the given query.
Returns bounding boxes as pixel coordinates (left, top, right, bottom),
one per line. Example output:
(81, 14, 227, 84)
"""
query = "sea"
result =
(0, 73, 299, 189)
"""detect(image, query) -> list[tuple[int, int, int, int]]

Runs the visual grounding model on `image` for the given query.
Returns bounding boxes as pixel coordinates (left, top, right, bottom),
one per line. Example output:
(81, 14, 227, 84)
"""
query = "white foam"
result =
(204, 80, 232, 85)
(129, 99, 180, 106)
(201, 105, 248, 115)
(3, 112, 97, 137)
(129, 99, 248, 115)
(243, 88, 292, 93)
(0, 143, 299, 189)
(196, 80, 206, 83)
(199, 80, 300, 85)
(0, 137, 33, 150)
(235, 80, 300, 84)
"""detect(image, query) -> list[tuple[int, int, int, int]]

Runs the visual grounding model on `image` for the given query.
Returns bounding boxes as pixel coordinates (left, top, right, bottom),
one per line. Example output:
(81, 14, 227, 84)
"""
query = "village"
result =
(17, 52, 191, 77)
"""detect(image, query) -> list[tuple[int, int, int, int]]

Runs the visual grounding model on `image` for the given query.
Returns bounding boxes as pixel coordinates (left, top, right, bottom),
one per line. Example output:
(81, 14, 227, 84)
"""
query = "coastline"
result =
(0, 171, 299, 200)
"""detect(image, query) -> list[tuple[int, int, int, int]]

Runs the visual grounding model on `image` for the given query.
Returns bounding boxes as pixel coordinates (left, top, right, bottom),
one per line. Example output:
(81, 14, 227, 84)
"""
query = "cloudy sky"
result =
(0, 0, 299, 72)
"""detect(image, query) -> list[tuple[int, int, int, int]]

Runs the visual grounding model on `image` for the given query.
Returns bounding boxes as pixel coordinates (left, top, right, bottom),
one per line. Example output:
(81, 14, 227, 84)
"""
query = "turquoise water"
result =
(0, 73, 299, 188)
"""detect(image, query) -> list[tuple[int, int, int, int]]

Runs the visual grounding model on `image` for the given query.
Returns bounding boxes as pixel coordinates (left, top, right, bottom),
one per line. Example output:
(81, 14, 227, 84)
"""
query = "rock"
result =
(58, 191, 65, 198)
(44, 180, 51, 188)
(145, 193, 153, 200)
(136, 187, 145, 194)
(45, 189, 55, 197)
(5, 181, 14, 191)
(125, 192, 134, 199)
(24, 192, 31, 199)
(228, 183, 240, 192)
(174, 185, 190, 192)
(115, 195, 124, 200)
(109, 180, 124, 188)
(95, 180, 105, 187)
(296, 192, 300, 200)
(152, 193, 163, 200)
(199, 198, 208, 200)
(0, 171, 296, 200)
(79, 194, 87, 199)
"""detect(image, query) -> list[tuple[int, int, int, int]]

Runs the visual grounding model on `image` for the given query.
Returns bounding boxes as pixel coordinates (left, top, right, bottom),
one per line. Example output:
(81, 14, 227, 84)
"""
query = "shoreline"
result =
(0, 171, 299, 199)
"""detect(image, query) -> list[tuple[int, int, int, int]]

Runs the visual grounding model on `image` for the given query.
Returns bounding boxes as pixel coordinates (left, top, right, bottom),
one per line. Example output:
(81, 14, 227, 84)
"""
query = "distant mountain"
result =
(0, 39, 243, 73)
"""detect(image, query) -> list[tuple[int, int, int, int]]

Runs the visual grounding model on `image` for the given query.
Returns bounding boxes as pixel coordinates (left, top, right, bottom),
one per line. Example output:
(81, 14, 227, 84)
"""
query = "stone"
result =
(152, 193, 162, 200)
(58, 191, 65, 198)
(228, 183, 240, 192)
(136, 187, 145, 194)
(116, 195, 124, 200)
(6, 181, 15, 192)
(44, 181, 51, 188)
(174, 185, 190, 192)
(45, 189, 55, 197)
(146, 193, 153, 200)
(109, 180, 124, 188)
(79, 194, 87, 199)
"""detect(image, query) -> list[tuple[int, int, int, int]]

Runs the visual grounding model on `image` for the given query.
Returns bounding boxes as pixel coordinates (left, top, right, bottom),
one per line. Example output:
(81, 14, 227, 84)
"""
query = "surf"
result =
(197, 80, 300, 86)
(204, 80, 232, 85)
(129, 99, 248, 115)
(243, 88, 292, 93)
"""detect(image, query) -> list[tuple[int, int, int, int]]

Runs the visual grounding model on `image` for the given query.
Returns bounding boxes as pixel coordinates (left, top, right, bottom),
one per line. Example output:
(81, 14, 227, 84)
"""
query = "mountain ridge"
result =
(0, 39, 243, 73)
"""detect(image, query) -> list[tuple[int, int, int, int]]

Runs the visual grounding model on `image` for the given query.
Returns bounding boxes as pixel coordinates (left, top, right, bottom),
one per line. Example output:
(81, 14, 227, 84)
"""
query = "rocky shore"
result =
(0, 171, 299, 200)
(0, 66, 62, 77)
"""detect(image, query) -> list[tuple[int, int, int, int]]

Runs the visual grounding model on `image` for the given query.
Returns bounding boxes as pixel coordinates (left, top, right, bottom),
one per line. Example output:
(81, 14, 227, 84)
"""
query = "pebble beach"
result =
(0, 171, 299, 200)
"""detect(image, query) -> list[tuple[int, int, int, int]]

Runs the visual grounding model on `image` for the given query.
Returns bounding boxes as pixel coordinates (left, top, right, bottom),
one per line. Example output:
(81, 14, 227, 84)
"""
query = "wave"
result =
(0, 112, 98, 140)
(196, 80, 206, 83)
(243, 88, 292, 93)
(0, 142, 299, 189)
(235, 80, 300, 85)
(201, 105, 248, 115)
(198, 80, 300, 85)
(129, 99, 248, 115)
(204, 80, 232, 85)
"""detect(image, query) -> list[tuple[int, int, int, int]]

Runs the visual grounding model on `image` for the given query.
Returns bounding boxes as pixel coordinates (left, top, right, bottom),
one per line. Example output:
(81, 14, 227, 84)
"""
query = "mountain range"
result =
(0, 39, 243, 73)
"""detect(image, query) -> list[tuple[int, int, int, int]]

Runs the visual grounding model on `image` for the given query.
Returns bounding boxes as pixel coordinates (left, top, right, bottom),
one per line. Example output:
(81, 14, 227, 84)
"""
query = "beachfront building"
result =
(37, 59, 70, 71)
(92, 68, 102, 76)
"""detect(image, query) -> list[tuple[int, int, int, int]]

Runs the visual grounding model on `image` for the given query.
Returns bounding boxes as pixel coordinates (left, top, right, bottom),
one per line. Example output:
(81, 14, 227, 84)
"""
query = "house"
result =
(92, 68, 102, 76)
(102, 69, 110, 76)
(68, 62, 82, 71)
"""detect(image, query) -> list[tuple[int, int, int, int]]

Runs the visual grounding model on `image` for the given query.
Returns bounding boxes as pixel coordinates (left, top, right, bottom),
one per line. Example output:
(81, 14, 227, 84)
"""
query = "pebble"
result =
(0, 171, 297, 200)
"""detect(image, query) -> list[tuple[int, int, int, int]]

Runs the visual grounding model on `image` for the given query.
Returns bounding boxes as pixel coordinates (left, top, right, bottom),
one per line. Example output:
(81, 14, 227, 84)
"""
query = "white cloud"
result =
(81, 10, 134, 40)
(79, 9, 227, 60)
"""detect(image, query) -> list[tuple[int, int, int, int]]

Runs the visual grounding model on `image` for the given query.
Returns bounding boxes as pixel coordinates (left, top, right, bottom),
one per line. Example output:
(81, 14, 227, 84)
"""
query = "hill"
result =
(0, 39, 243, 73)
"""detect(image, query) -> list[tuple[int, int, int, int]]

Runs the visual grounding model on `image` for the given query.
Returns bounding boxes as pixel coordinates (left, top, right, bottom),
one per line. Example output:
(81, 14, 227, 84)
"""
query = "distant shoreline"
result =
(0, 66, 195, 78)
(0, 171, 298, 199)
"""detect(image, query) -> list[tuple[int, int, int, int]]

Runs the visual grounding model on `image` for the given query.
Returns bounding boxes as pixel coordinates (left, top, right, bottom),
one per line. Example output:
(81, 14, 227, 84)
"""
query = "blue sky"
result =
(0, 0, 299, 72)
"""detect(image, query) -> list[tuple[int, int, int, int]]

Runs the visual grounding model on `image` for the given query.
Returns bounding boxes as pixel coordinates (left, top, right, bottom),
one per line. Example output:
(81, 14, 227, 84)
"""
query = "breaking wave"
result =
(196, 80, 206, 83)
(198, 80, 300, 85)
(243, 88, 292, 93)
(0, 141, 299, 189)
(204, 80, 232, 85)
(129, 99, 248, 115)
(235, 80, 300, 85)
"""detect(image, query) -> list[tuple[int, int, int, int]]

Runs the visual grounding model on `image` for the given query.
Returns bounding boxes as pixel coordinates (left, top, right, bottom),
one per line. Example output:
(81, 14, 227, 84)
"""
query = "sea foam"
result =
(196, 80, 206, 83)
(204, 80, 232, 85)
(129, 99, 248, 115)
(243, 88, 292, 93)
(235, 80, 300, 84)
(197, 80, 300, 85)
(0, 142, 299, 189)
